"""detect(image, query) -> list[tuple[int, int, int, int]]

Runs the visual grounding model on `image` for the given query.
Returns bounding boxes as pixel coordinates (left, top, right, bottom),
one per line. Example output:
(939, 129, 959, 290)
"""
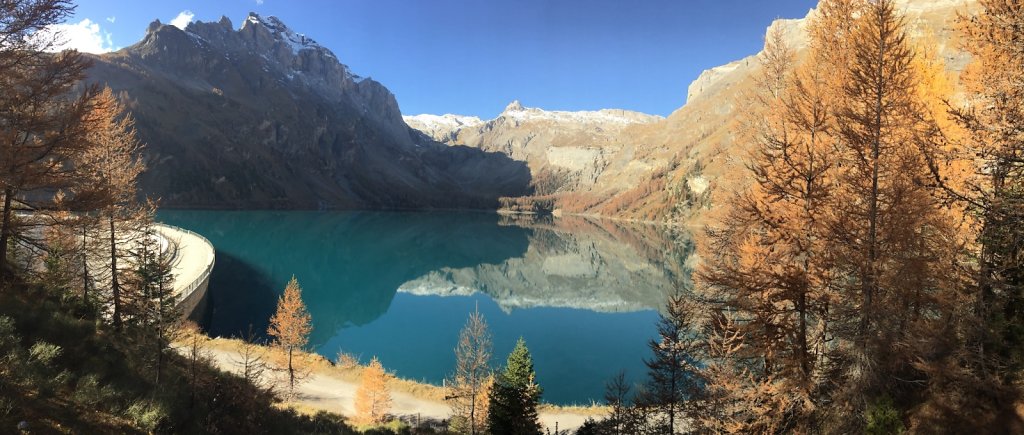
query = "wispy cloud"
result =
(105, 16, 116, 23)
(256, 0, 264, 4)
(36, 18, 115, 53)
(169, 10, 195, 30)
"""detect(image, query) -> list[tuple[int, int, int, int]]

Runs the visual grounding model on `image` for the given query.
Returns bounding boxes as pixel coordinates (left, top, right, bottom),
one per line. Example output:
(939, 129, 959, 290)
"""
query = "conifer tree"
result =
(640, 292, 704, 434)
(955, 0, 1024, 382)
(697, 13, 843, 429)
(0, 0, 98, 279)
(267, 276, 312, 393)
(448, 306, 492, 435)
(354, 357, 392, 426)
(826, 2, 961, 404)
(77, 87, 146, 329)
(131, 221, 178, 385)
(895, 0, 1024, 428)
(487, 337, 542, 435)
(602, 371, 639, 435)
(697, 0, 969, 431)
(233, 325, 271, 393)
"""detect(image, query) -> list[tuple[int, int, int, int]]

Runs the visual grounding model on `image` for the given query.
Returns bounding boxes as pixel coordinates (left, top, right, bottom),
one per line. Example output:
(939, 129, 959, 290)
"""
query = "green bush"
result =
(28, 341, 61, 366)
(126, 399, 168, 432)
(72, 374, 117, 408)
(866, 395, 905, 435)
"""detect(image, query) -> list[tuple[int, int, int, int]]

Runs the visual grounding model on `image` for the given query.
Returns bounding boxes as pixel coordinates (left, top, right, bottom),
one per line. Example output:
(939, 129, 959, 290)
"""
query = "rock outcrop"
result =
(87, 13, 531, 209)
(405, 101, 663, 197)
(405, 0, 978, 223)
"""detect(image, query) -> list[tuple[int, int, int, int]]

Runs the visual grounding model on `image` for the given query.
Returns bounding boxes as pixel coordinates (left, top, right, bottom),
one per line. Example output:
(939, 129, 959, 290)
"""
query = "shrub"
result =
(866, 396, 905, 435)
(72, 374, 117, 408)
(125, 399, 168, 432)
(28, 341, 62, 367)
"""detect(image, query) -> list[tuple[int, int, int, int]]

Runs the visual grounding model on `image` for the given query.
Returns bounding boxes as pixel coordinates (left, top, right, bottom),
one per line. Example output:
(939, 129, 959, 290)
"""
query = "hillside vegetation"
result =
(0, 277, 362, 434)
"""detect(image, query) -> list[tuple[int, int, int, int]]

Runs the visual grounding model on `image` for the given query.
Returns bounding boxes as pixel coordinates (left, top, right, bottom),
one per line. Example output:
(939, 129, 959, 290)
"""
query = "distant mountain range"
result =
(87, 0, 976, 220)
(86, 13, 530, 209)
(405, 101, 663, 198)
(406, 0, 977, 223)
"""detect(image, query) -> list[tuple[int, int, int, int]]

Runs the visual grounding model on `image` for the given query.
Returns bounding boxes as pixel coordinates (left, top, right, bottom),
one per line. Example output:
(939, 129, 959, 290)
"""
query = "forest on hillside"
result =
(589, 0, 1024, 432)
(3, 0, 1024, 433)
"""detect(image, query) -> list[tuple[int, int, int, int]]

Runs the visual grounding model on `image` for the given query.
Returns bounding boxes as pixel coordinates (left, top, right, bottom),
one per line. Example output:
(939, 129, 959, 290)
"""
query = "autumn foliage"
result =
(354, 357, 392, 426)
(675, 0, 1023, 432)
(448, 307, 493, 435)
(268, 276, 312, 393)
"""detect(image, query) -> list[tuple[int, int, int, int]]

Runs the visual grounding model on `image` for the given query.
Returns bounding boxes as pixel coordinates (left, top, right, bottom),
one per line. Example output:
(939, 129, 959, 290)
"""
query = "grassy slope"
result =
(0, 277, 361, 434)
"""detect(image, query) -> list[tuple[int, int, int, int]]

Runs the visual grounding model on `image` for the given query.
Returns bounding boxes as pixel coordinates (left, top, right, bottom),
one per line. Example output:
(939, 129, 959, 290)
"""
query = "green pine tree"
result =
(487, 337, 542, 435)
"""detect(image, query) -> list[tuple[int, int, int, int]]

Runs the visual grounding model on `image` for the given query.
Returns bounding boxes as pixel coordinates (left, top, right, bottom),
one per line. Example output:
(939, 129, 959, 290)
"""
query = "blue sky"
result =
(65, 0, 817, 118)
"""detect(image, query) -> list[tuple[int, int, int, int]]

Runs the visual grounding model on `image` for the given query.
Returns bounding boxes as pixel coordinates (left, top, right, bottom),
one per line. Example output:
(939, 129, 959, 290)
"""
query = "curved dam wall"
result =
(154, 224, 215, 322)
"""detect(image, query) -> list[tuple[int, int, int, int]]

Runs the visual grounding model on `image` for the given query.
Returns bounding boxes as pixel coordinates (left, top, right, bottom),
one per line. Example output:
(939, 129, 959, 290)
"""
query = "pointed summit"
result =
(146, 19, 162, 34)
(243, 11, 262, 29)
(504, 100, 525, 112)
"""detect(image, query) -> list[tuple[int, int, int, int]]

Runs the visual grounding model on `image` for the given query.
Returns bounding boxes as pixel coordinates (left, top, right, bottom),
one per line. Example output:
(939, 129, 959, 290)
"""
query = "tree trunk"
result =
(799, 292, 809, 377)
(288, 347, 295, 392)
(470, 391, 476, 435)
(109, 211, 121, 329)
(81, 224, 89, 301)
(669, 350, 677, 435)
(861, 34, 885, 350)
(0, 187, 14, 281)
(156, 276, 164, 386)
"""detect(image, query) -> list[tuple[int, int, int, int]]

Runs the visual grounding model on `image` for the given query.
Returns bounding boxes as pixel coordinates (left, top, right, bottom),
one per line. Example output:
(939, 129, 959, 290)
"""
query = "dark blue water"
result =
(158, 210, 691, 405)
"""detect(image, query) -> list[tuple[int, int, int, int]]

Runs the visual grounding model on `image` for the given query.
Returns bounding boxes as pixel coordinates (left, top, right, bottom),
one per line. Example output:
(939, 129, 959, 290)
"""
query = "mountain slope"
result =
(406, 101, 664, 201)
(86, 14, 530, 209)
(586, 0, 978, 222)
(405, 0, 977, 223)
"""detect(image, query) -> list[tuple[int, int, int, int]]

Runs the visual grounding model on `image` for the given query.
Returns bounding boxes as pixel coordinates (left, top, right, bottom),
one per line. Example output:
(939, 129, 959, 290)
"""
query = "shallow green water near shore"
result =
(158, 210, 692, 405)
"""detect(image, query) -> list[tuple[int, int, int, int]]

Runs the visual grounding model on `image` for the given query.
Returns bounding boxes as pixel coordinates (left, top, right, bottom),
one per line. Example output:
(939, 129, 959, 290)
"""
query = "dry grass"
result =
(202, 336, 605, 413)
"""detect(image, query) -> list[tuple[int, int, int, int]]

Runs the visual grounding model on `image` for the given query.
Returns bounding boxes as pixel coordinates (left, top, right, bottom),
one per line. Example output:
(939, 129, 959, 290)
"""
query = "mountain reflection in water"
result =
(158, 210, 693, 404)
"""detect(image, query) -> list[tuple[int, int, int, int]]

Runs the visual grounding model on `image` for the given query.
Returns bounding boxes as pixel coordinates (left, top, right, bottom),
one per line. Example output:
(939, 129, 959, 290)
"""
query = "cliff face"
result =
(87, 14, 531, 209)
(589, 0, 977, 223)
(405, 101, 665, 201)
(405, 0, 977, 222)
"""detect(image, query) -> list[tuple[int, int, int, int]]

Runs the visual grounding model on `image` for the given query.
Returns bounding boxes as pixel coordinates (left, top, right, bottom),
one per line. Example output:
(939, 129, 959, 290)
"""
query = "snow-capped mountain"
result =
(406, 100, 661, 143)
(407, 0, 978, 223)
(405, 101, 663, 196)
(86, 13, 530, 209)
(402, 113, 484, 143)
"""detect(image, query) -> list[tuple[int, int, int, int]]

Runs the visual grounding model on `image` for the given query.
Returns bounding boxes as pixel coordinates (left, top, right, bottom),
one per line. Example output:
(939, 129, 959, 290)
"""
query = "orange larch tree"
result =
(0, 0, 99, 280)
(268, 276, 312, 393)
(447, 306, 492, 435)
(75, 87, 146, 329)
(696, 12, 843, 430)
(823, 1, 966, 426)
(354, 356, 392, 426)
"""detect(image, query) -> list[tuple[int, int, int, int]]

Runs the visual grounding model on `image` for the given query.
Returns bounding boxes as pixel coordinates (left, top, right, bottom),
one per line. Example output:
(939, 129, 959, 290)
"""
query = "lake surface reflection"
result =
(158, 210, 693, 405)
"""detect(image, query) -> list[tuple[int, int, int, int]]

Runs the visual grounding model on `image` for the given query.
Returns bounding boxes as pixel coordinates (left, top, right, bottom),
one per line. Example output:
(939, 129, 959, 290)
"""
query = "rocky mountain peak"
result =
(217, 15, 232, 30)
(504, 100, 525, 112)
(237, 12, 329, 58)
(86, 12, 532, 210)
(146, 19, 162, 34)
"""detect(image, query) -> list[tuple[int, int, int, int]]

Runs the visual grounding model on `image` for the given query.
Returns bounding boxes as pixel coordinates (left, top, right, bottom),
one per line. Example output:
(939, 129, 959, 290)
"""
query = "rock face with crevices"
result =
(406, 0, 979, 223)
(86, 13, 530, 209)
(405, 101, 664, 197)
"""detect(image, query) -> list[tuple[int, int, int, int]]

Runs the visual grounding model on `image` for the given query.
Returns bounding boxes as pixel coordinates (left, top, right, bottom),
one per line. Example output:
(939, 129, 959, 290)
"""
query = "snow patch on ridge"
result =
(243, 12, 330, 57)
(498, 101, 663, 126)
(404, 113, 484, 129)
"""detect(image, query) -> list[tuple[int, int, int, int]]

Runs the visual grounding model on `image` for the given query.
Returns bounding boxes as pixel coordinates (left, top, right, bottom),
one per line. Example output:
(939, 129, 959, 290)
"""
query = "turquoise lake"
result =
(158, 210, 693, 405)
